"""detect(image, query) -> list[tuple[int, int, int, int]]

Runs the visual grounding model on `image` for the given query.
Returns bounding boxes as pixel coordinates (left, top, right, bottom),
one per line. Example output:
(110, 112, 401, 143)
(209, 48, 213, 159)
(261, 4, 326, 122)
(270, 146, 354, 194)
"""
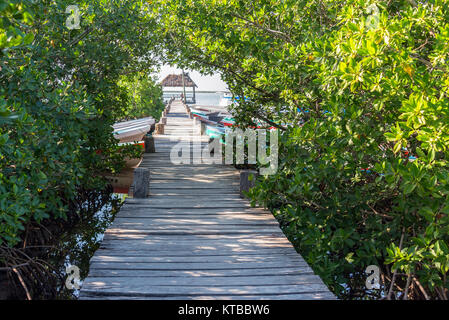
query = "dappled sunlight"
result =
(79, 100, 334, 300)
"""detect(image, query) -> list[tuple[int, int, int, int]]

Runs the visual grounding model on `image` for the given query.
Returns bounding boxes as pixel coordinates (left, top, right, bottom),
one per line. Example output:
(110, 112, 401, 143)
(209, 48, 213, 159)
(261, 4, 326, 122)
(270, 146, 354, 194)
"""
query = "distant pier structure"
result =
(161, 72, 197, 104)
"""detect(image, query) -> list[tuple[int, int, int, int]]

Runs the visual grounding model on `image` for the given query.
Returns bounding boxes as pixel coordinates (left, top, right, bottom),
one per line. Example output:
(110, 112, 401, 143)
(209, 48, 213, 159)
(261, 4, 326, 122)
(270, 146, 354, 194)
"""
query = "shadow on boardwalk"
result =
(79, 100, 335, 300)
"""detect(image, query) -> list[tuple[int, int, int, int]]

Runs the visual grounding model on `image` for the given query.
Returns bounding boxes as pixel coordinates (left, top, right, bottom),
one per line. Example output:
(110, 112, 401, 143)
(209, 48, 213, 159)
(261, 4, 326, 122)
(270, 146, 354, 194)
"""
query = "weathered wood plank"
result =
(89, 254, 302, 263)
(100, 234, 292, 241)
(92, 248, 299, 257)
(114, 213, 274, 220)
(81, 283, 330, 296)
(88, 261, 310, 271)
(82, 274, 324, 287)
(97, 241, 295, 252)
(86, 267, 314, 278)
(110, 218, 279, 226)
(80, 292, 335, 300)
(104, 231, 286, 238)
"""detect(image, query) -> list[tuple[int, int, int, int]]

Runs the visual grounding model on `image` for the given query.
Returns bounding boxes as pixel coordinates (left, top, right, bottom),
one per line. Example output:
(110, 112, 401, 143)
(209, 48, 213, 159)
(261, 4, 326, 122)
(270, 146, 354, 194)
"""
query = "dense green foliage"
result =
(118, 73, 165, 121)
(2, 0, 449, 300)
(155, 0, 449, 299)
(0, 0, 161, 248)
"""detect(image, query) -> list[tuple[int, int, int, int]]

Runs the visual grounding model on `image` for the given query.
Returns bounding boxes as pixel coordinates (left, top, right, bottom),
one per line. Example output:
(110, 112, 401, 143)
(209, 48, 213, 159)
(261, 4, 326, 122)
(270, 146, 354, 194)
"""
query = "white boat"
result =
(112, 117, 155, 168)
(217, 91, 250, 107)
(218, 91, 233, 107)
(113, 117, 155, 143)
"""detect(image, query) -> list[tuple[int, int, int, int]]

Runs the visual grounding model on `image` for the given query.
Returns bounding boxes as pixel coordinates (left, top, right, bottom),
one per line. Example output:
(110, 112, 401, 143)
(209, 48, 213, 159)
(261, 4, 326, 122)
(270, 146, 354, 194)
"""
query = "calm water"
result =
(163, 91, 222, 106)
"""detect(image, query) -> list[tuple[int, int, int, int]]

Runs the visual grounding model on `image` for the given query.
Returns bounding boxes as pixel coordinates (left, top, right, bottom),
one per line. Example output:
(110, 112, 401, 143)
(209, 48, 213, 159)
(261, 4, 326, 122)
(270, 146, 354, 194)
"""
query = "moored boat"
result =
(117, 140, 145, 168)
(104, 168, 134, 195)
(113, 117, 155, 143)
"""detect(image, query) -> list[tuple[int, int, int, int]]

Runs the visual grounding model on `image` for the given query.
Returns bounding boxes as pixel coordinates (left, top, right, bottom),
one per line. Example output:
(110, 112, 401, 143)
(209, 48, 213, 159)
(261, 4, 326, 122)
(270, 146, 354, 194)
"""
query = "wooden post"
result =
(200, 122, 206, 135)
(133, 168, 150, 198)
(240, 170, 259, 198)
(155, 123, 164, 134)
(193, 118, 200, 135)
(144, 134, 155, 153)
(182, 70, 187, 105)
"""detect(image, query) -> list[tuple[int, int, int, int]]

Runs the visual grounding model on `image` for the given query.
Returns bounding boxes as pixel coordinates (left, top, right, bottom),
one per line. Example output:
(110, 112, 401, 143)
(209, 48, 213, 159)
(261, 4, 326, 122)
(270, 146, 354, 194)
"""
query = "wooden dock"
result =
(79, 100, 335, 300)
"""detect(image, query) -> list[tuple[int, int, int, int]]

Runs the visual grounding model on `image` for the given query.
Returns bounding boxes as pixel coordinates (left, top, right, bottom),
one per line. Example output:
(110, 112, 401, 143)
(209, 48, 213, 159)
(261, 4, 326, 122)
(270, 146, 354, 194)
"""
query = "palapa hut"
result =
(161, 72, 197, 104)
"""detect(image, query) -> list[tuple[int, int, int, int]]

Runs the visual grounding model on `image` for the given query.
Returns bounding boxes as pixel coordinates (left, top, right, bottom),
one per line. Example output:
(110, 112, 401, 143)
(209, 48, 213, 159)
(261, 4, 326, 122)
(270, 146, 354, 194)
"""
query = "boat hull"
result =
(105, 169, 134, 194)
(113, 117, 154, 143)
(118, 141, 145, 169)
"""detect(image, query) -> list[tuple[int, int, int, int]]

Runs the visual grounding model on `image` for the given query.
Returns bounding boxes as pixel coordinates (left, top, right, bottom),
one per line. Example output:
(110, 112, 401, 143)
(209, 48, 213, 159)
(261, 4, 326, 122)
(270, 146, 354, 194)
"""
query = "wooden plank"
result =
(92, 248, 299, 257)
(135, 194, 245, 200)
(117, 205, 266, 211)
(124, 198, 249, 205)
(121, 201, 248, 208)
(146, 184, 239, 188)
(106, 221, 281, 228)
(80, 292, 335, 300)
(89, 254, 303, 263)
(85, 267, 314, 278)
(104, 229, 285, 236)
(82, 274, 324, 287)
(148, 190, 242, 195)
(80, 283, 330, 296)
(114, 212, 273, 219)
(98, 241, 294, 252)
(100, 234, 291, 241)
(115, 213, 271, 219)
(149, 174, 239, 180)
(106, 219, 279, 225)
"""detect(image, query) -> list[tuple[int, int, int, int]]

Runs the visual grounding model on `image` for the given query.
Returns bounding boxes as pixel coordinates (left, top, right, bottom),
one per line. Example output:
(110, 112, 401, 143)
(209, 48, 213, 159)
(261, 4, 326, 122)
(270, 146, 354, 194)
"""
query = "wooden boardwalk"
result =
(79, 101, 335, 300)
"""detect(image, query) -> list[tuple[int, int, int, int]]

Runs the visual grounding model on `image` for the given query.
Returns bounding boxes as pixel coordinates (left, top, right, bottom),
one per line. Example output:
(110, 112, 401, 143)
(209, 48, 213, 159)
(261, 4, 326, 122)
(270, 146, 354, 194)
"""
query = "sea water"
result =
(163, 91, 222, 106)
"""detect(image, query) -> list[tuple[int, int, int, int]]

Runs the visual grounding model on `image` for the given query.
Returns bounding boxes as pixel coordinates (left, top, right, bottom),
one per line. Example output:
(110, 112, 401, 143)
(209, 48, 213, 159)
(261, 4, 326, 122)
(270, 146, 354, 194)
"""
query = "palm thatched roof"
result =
(161, 73, 198, 88)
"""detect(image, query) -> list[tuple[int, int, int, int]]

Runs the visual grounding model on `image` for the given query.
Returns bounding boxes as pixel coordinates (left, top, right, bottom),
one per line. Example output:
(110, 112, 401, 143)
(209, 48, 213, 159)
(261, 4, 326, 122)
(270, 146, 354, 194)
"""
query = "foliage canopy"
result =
(2, 0, 449, 299)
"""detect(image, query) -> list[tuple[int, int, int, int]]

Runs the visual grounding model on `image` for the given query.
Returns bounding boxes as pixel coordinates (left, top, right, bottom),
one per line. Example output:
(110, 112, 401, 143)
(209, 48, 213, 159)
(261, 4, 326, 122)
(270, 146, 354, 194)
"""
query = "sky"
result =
(155, 65, 228, 92)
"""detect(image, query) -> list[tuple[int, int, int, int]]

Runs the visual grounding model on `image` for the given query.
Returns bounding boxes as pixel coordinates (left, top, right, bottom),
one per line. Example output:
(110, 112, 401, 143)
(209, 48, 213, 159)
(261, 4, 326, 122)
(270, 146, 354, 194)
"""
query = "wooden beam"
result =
(132, 168, 150, 198)
(144, 134, 155, 153)
(240, 170, 259, 198)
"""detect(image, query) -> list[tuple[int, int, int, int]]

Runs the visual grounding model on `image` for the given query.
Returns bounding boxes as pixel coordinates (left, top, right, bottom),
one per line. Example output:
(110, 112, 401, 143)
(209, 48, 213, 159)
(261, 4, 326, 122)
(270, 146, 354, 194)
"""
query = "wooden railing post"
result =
(133, 168, 150, 198)
(240, 170, 259, 198)
(193, 118, 201, 135)
(155, 123, 164, 134)
(200, 122, 206, 135)
(144, 134, 155, 153)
